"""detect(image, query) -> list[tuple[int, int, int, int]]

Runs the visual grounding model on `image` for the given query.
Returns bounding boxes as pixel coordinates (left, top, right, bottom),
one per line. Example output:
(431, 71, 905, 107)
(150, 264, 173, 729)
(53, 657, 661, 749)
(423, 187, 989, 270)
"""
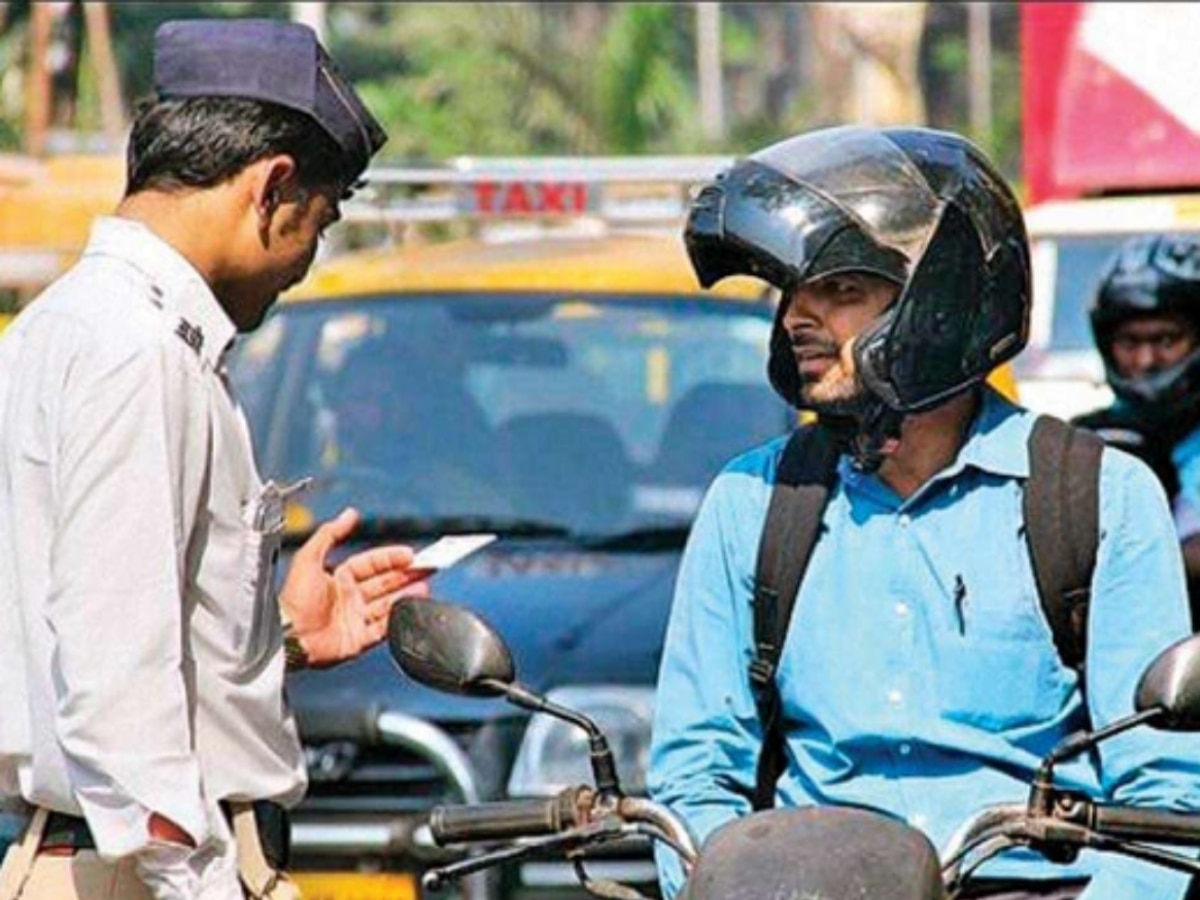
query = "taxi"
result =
(0, 153, 124, 295)
(228, 162, 792, 900)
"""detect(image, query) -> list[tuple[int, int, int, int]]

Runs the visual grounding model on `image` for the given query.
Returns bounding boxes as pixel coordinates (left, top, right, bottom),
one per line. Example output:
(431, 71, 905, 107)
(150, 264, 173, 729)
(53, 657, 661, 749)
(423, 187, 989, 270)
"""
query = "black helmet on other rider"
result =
(684, 125, 1030, 467)
(1090, 234, 1200, 434)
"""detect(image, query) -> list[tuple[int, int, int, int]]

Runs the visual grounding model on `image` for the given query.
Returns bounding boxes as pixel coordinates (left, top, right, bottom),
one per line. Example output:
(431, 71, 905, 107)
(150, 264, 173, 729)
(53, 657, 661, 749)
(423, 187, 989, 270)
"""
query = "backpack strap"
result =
(750, 424, 841, 811)
(1024, 416, 1104, 675)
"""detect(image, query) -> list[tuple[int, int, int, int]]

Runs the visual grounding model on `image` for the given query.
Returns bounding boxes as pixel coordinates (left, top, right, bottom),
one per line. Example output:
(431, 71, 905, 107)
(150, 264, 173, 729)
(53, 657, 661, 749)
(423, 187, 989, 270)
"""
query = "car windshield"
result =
(1045, 235, 1130, 353)
(230, 292, 788, 538)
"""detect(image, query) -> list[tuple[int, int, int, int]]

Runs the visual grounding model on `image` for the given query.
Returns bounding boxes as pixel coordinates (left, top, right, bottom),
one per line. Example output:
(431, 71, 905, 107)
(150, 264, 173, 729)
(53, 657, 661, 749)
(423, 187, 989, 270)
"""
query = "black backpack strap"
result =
(750, 424, 841, 810)
(1024, 416, 1104, 675)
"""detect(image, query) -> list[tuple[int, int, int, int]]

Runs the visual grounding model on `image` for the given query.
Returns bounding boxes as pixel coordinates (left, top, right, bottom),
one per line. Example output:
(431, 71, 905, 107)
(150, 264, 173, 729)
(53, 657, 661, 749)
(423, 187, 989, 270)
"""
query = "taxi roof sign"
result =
(458, 180, 599, 217)
(343, 156, 735, 230)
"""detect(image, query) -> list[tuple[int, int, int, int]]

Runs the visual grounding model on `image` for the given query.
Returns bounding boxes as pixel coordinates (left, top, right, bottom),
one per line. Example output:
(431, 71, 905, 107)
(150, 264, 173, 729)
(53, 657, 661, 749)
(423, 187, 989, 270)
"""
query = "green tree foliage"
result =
(109, 2, 285, 105)
(0, 8, 25, 150)
(0, 1, 1023, 177)
(339, 2, 700, 159)
(593, 3, 698, 152)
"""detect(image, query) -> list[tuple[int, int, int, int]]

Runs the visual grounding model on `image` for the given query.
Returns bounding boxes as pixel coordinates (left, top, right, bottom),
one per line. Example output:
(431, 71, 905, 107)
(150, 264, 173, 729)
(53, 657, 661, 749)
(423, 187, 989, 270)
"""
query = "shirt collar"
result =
(83, 217, 238, 371)
(838, 387, 1035, 502)
(951, 386, 1035, 480)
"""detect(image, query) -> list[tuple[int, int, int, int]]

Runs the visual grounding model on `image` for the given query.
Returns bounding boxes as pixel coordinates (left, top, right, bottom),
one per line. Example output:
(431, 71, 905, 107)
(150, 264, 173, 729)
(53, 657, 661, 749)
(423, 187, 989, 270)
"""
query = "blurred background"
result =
(4, 2, 1198, 415)
(6, 7, 1200, 897)
(0, 2, 1017, 168)
(0, 1, 1027, 320)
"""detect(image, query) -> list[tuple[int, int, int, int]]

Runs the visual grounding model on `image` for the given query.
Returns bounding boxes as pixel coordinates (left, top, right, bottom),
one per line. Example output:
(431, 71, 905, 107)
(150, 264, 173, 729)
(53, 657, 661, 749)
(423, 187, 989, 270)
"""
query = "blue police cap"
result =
(154, 19, 386, 179)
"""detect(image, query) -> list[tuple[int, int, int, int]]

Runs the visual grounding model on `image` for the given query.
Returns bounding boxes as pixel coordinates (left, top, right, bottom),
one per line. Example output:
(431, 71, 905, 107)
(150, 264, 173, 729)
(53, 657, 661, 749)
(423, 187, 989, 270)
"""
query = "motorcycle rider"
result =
(649, 126, 1200, 900)
(1074, 234, 1200, 623)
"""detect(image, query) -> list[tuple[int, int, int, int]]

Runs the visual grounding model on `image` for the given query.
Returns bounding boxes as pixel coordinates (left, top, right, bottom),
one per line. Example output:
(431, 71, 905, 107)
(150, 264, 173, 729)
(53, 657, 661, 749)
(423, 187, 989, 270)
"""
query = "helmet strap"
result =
(824, 401, 905, 473)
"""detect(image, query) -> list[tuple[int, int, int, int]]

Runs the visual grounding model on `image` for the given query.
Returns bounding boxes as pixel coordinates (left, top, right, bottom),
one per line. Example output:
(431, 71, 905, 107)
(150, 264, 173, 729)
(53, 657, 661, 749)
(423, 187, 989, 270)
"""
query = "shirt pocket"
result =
(234, 488, 285, 675)
(937, 630, 1071, 732)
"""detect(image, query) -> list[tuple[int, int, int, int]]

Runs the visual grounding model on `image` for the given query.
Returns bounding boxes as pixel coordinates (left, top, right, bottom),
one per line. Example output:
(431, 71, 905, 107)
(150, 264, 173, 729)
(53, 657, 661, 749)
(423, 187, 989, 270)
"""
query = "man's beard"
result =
(799, 339, 872, 418)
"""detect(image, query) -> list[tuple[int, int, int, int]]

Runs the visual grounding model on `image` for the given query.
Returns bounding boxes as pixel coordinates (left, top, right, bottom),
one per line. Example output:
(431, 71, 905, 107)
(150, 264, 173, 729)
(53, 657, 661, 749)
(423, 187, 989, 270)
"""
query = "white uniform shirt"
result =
(0, 218, 306, 896)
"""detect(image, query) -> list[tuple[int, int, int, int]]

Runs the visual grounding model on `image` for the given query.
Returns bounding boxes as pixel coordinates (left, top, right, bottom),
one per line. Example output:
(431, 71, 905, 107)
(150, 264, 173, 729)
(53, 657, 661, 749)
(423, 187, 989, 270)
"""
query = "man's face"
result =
(1109, 313, 1199, 381)
(233, 184, 343, 332)
(781, 272, 899, 411)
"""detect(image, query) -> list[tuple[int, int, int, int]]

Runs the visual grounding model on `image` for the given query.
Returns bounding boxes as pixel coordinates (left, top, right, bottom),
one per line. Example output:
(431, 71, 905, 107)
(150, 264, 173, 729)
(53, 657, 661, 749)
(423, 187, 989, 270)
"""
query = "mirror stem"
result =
(1031, 707, 1165, 815)
(499, 682, 623, 796)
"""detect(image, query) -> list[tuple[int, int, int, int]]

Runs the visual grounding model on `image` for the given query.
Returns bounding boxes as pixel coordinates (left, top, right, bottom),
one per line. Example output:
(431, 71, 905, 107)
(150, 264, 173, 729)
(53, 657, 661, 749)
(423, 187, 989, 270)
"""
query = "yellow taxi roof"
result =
(0, 154, 124, 289)
(290, 231, 767, 302)
(0, 154, 124, 251)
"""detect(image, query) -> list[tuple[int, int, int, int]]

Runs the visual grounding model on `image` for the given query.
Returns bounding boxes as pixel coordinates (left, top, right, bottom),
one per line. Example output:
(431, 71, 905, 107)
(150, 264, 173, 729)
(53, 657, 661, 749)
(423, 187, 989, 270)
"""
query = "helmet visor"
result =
(754, 127, 942, 266)
(687, 127, 942, 291)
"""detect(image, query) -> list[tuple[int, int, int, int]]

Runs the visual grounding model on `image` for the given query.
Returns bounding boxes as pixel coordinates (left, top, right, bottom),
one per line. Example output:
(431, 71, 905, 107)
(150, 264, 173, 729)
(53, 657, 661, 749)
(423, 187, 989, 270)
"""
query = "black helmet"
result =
(685, 126, 1030, 416)
(1091, 234, 1200, 429)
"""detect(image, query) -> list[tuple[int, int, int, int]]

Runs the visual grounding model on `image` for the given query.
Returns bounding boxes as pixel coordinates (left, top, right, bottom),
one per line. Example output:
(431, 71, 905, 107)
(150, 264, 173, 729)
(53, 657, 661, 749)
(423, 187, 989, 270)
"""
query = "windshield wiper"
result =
(285, 515, 572, 546)
(577, 525, 693, 552)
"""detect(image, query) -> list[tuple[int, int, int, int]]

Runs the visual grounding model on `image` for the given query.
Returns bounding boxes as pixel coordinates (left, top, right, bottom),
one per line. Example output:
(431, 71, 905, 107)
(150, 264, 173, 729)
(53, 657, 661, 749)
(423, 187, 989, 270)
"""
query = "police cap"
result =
(154, 19, 387, 179)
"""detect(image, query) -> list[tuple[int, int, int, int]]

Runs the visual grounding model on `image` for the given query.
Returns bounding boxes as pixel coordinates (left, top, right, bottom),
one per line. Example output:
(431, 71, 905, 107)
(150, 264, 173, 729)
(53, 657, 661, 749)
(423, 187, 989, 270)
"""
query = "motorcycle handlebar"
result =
(1091, 806, 1200, 846)
(429, 791, 581, 846)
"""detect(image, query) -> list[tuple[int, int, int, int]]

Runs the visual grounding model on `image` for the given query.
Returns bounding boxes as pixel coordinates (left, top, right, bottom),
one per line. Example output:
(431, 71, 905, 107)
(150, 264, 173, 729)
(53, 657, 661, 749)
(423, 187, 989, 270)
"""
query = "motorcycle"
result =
(387, 597, 1200, 900)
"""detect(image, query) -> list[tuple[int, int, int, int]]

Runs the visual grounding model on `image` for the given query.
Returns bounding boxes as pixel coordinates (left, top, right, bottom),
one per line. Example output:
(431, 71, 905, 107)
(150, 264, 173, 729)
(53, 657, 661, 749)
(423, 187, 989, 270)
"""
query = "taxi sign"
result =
(342, 156, 734, 231)
(457, 180, 600, 217)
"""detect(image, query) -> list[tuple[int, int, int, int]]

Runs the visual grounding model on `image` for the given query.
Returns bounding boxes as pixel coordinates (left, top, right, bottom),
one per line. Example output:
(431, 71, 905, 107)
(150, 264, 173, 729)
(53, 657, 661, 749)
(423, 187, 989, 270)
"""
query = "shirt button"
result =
(887, 689, 903, 705)
(899, 743, 913, 756)
(898, 514, 912, 528)
(895, 601, 910, 617)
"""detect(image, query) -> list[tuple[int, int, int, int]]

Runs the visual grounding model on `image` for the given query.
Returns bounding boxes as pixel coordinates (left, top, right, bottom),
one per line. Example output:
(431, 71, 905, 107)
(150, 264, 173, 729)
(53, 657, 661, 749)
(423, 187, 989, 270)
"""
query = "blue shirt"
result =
(1172, 424, 1200, 539)
(649, 389, 1200, 899)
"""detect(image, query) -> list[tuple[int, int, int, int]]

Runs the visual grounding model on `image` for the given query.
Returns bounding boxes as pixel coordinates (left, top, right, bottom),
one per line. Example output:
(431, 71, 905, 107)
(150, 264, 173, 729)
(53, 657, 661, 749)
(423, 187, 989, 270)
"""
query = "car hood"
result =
(288, 541, 680, 739)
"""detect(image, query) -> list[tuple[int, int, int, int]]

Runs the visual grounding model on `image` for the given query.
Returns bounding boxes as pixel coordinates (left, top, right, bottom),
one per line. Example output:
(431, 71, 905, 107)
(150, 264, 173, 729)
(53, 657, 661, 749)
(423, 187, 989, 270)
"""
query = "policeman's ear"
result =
(249, 155, 300, 240)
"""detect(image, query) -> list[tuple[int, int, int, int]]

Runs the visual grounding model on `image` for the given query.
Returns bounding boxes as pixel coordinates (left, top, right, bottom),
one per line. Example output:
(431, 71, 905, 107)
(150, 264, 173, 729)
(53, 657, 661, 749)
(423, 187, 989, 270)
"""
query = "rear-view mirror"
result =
(1135, 634, 1200, 730)
(387, 598, 516, 698)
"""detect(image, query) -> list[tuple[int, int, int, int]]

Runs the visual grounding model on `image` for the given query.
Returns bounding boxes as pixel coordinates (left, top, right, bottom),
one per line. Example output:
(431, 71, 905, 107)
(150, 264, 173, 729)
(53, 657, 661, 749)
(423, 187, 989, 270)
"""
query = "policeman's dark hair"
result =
(125, 96, 351, 197)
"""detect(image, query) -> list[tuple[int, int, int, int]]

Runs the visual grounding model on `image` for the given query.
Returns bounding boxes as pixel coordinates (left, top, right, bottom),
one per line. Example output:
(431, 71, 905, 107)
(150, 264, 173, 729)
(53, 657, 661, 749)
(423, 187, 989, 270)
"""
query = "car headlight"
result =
(507, 686, 654, 798)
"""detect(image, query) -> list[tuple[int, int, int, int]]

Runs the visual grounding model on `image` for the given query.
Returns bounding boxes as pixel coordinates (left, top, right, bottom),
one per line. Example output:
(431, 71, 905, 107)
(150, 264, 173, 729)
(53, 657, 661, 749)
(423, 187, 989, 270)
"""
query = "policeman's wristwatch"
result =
(281, 620, 310, 671)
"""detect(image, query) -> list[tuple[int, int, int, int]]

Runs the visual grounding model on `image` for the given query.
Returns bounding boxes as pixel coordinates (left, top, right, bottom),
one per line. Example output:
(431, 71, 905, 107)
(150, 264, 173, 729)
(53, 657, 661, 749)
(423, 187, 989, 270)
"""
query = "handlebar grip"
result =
(430, 793, 578, 846)
(1092, 806, 1200, 846)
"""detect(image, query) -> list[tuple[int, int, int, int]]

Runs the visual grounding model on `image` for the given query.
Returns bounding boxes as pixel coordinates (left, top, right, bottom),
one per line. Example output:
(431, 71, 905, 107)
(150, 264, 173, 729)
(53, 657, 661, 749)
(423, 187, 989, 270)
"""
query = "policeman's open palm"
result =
(281, 508, 430, 668)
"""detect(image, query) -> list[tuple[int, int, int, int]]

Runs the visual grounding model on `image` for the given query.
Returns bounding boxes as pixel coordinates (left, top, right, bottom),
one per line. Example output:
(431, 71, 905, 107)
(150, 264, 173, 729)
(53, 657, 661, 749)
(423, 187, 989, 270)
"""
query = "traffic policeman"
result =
(0, 19, 426, 900)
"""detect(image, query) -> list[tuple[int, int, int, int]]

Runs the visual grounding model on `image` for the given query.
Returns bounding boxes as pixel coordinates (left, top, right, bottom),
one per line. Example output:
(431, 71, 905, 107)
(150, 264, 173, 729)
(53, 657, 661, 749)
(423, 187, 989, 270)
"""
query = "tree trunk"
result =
(696, 2, 725, 143)
(291, 2, 328, 43)
(25, 2, 53, 155)
(809, 2, 928, 126)
(83, 1, 124, 145)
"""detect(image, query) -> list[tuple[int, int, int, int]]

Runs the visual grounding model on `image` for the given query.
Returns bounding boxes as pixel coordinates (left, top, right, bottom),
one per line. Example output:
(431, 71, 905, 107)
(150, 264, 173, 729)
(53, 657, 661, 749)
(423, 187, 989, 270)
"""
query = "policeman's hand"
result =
(281, 507, 431, 668)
